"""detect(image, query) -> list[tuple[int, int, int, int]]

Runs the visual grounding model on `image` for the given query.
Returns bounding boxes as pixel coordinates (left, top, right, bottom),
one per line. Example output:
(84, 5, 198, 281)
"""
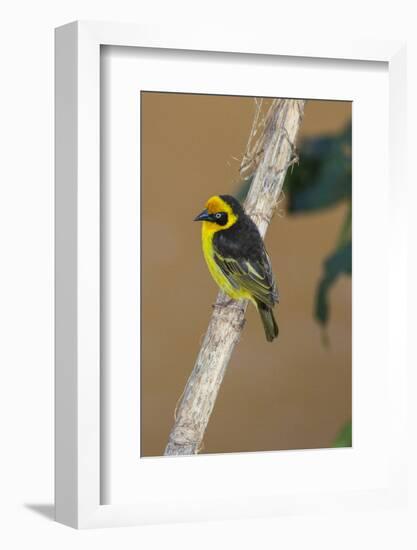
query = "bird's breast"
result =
(201, 225, 226, 287)
(201, 224, 250, 301)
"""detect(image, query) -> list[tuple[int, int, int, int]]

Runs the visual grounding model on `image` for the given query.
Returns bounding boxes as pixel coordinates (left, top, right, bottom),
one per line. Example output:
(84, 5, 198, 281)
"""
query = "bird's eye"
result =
(215, 212, 222, 219)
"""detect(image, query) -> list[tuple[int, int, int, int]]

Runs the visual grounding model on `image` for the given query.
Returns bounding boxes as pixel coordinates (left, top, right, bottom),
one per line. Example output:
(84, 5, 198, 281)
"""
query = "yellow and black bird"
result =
(194, 194, 279, 342)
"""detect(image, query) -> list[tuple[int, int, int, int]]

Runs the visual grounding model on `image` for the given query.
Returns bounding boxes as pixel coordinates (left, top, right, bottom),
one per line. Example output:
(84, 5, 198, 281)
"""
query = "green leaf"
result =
(315, 205, 351, 333)
(315, 240, 352, 326)
(285, 123, 351, 213)
(332, 421, 352, 448)
(336, 202, 352, 248)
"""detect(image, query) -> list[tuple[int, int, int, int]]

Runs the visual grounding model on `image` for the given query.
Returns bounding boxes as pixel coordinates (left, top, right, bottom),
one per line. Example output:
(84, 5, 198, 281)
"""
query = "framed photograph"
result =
(55, 21, 407, 528)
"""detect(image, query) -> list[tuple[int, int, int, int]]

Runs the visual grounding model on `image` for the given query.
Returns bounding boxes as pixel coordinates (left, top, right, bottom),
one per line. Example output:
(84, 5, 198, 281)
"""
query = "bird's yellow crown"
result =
(205, 195, 238, 231)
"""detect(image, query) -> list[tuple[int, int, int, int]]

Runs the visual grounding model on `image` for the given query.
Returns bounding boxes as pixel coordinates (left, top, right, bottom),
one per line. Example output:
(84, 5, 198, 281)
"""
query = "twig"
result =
(164, 98, 306, 456)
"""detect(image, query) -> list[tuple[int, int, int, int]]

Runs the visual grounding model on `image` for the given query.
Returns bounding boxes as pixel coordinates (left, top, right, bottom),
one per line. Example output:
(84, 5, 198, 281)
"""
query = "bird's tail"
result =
(257, 301, 279, 342)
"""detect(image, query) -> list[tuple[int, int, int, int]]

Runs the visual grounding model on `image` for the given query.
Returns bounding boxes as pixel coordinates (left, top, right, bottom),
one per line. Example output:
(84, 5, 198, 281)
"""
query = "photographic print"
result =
(140, 92, 352, 457)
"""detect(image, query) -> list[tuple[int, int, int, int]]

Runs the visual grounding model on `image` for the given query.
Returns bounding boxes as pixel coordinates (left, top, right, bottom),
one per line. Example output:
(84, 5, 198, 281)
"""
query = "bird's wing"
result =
(212, 244, 278, 306)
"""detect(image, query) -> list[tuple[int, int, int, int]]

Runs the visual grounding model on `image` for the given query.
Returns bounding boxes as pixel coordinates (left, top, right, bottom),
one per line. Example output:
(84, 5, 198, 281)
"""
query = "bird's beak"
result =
(194, 208, 212, 222)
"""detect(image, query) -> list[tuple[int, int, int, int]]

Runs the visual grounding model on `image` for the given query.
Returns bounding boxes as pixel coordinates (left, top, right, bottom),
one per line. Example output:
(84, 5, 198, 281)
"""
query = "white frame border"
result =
(55, 21, 407, 529)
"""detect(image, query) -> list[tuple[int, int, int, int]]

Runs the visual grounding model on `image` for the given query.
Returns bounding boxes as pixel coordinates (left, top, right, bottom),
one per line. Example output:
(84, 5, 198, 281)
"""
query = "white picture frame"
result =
(55, 21, 407, 529)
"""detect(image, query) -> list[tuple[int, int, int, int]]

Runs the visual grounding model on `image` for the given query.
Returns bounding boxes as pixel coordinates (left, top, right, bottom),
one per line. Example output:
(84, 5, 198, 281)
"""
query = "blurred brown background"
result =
(141, 93, 351, 456)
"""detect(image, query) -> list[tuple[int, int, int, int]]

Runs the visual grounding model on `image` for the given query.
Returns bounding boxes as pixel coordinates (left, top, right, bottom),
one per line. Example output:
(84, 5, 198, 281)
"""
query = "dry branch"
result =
(164, 99, 306, 456)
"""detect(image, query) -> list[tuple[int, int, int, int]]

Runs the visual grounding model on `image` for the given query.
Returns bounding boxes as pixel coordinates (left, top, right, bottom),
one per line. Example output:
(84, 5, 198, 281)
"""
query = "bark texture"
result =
(164, 99, 306, 456)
